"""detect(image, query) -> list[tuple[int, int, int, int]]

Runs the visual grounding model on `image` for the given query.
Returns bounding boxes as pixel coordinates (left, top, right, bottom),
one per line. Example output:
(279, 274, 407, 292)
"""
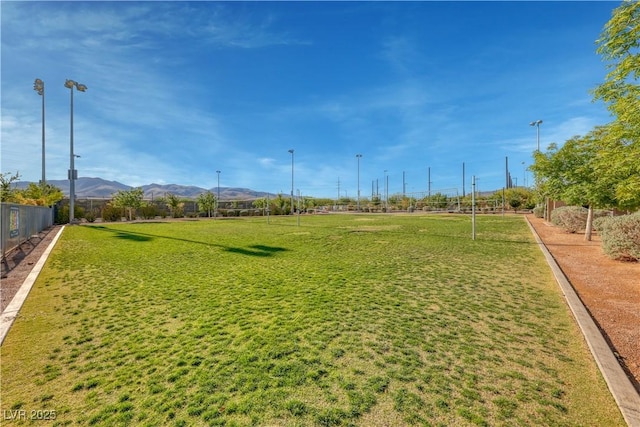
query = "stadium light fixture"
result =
(529, 120, 543, 151)
(33, 78, 45, 184)
(65, 79, 88, 224)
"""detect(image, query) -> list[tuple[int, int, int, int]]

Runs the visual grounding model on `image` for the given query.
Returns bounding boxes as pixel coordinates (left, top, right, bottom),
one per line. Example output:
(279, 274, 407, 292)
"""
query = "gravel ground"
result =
(527, 214, 639, 394)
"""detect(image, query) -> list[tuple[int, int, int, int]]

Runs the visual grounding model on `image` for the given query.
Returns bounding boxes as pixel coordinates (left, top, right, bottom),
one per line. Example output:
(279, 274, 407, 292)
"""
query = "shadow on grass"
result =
(112, 231, 153, 242)
(88, 225, 289, 257)
(225, 245, 288, 257)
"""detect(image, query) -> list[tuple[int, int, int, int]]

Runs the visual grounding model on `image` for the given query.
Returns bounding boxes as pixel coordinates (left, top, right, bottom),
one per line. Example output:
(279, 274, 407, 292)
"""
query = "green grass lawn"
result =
(1, 214, 624, 426)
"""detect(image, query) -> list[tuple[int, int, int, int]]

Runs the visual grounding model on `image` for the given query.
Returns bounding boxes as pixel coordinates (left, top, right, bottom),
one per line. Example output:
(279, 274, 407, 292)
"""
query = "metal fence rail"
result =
(1, 203, 54, 260)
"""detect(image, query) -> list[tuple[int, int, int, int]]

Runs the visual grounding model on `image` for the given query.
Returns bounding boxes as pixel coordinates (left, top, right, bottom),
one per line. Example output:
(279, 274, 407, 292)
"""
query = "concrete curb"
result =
(0, 226, 65, 346)
(526, 217, 640, 427)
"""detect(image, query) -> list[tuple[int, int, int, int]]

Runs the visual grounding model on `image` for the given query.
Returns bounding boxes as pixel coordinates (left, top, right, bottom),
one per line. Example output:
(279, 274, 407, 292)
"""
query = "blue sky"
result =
(1, 1, 619, 199)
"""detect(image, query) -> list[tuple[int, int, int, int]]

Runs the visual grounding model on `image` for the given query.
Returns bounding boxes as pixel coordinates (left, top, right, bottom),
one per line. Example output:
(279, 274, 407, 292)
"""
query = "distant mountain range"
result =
(16, 177, 274, 200)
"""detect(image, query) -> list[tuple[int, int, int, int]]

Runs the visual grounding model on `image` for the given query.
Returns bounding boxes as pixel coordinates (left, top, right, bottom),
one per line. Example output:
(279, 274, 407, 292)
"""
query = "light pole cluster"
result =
(28, 77, 544, 223)
(64, 79, 87, 223)
(32, 78, 87, 223)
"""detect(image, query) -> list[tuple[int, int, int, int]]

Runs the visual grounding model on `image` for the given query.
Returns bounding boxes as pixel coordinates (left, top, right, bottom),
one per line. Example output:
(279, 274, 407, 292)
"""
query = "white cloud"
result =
(258, 157, 276, 168)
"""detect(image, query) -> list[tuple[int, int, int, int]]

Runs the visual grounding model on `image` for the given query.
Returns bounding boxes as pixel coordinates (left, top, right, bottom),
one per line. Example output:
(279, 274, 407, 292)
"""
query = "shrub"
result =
(533, 206, 545, 218)
(55, 206, 68, 224)
(551, 206, 588, 233)
(102, 204, 122, 222)
(84, 210, 97, 223)
(594, 209, 612, 220)
(550, 206, 610, 233)
(140, 204, 157, 220)
(593, 215, 610, 232)
(55, 205, 85, 224)
(598, 213, 640, 262)
(509, 198, 522, 212)
(75, 206, 85, 221)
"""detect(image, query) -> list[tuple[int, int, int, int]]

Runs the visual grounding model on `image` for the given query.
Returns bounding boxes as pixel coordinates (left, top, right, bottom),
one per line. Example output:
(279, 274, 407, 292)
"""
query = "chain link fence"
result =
(1, 203, 54, 261)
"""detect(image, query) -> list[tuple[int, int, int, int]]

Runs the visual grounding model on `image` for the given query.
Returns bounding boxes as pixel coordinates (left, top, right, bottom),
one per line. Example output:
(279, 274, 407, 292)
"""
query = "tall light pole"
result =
(530, 119, 543, 151)
(216, 170, 221, 218)
(33, 79, 46, 185)
(65, 79, 87, 224)
(384, 169, 388, 212)
(356, 154, 362, 211)
(472, 176, 476, 241)
(462, 162, 466, 197)
(288, 149, 294, 215)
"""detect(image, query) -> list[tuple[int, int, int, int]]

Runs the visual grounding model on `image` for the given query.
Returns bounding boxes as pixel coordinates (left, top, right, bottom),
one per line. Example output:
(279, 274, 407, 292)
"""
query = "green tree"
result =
(531, 131, 616, 240)
(338, 196, 353, 206)
(424, 192, 448, 210)
(112, 187, 144, 221)
(0, 172, 20, 202)
(273, 193, 287, 215)
(509, 198, 522, 213)
(494, 187, 535, 213)
(309, 197, 333, 208)
(17, 182, 64, 206)
(197, 191, 216, 217)
(252, 197, 270, 214)
(594, 1, 640, 125)
(164, 193, 184, 218)
(139, 202, 158, 220)
(593, 1, 640, 210)
(302, 196, 315, 212)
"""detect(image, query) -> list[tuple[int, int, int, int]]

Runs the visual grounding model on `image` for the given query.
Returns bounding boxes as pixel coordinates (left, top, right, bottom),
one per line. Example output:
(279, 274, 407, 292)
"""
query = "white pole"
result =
(289, 149, 294, 215)
(472, 176, 476, 241)
(297, 189, 301, 226)
(69, 85, 75, 223)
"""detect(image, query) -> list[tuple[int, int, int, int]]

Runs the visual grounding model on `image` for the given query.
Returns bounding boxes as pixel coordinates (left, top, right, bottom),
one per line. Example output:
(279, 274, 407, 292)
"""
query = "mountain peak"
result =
(16, 177, 272, 200)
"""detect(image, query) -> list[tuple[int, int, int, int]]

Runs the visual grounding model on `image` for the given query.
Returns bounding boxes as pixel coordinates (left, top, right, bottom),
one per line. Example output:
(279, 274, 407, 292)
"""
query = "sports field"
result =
(0, 214, 624, 426)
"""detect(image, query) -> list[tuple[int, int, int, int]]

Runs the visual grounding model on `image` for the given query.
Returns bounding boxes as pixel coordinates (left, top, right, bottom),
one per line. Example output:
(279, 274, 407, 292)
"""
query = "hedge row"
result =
(550, 206, 610, 233)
